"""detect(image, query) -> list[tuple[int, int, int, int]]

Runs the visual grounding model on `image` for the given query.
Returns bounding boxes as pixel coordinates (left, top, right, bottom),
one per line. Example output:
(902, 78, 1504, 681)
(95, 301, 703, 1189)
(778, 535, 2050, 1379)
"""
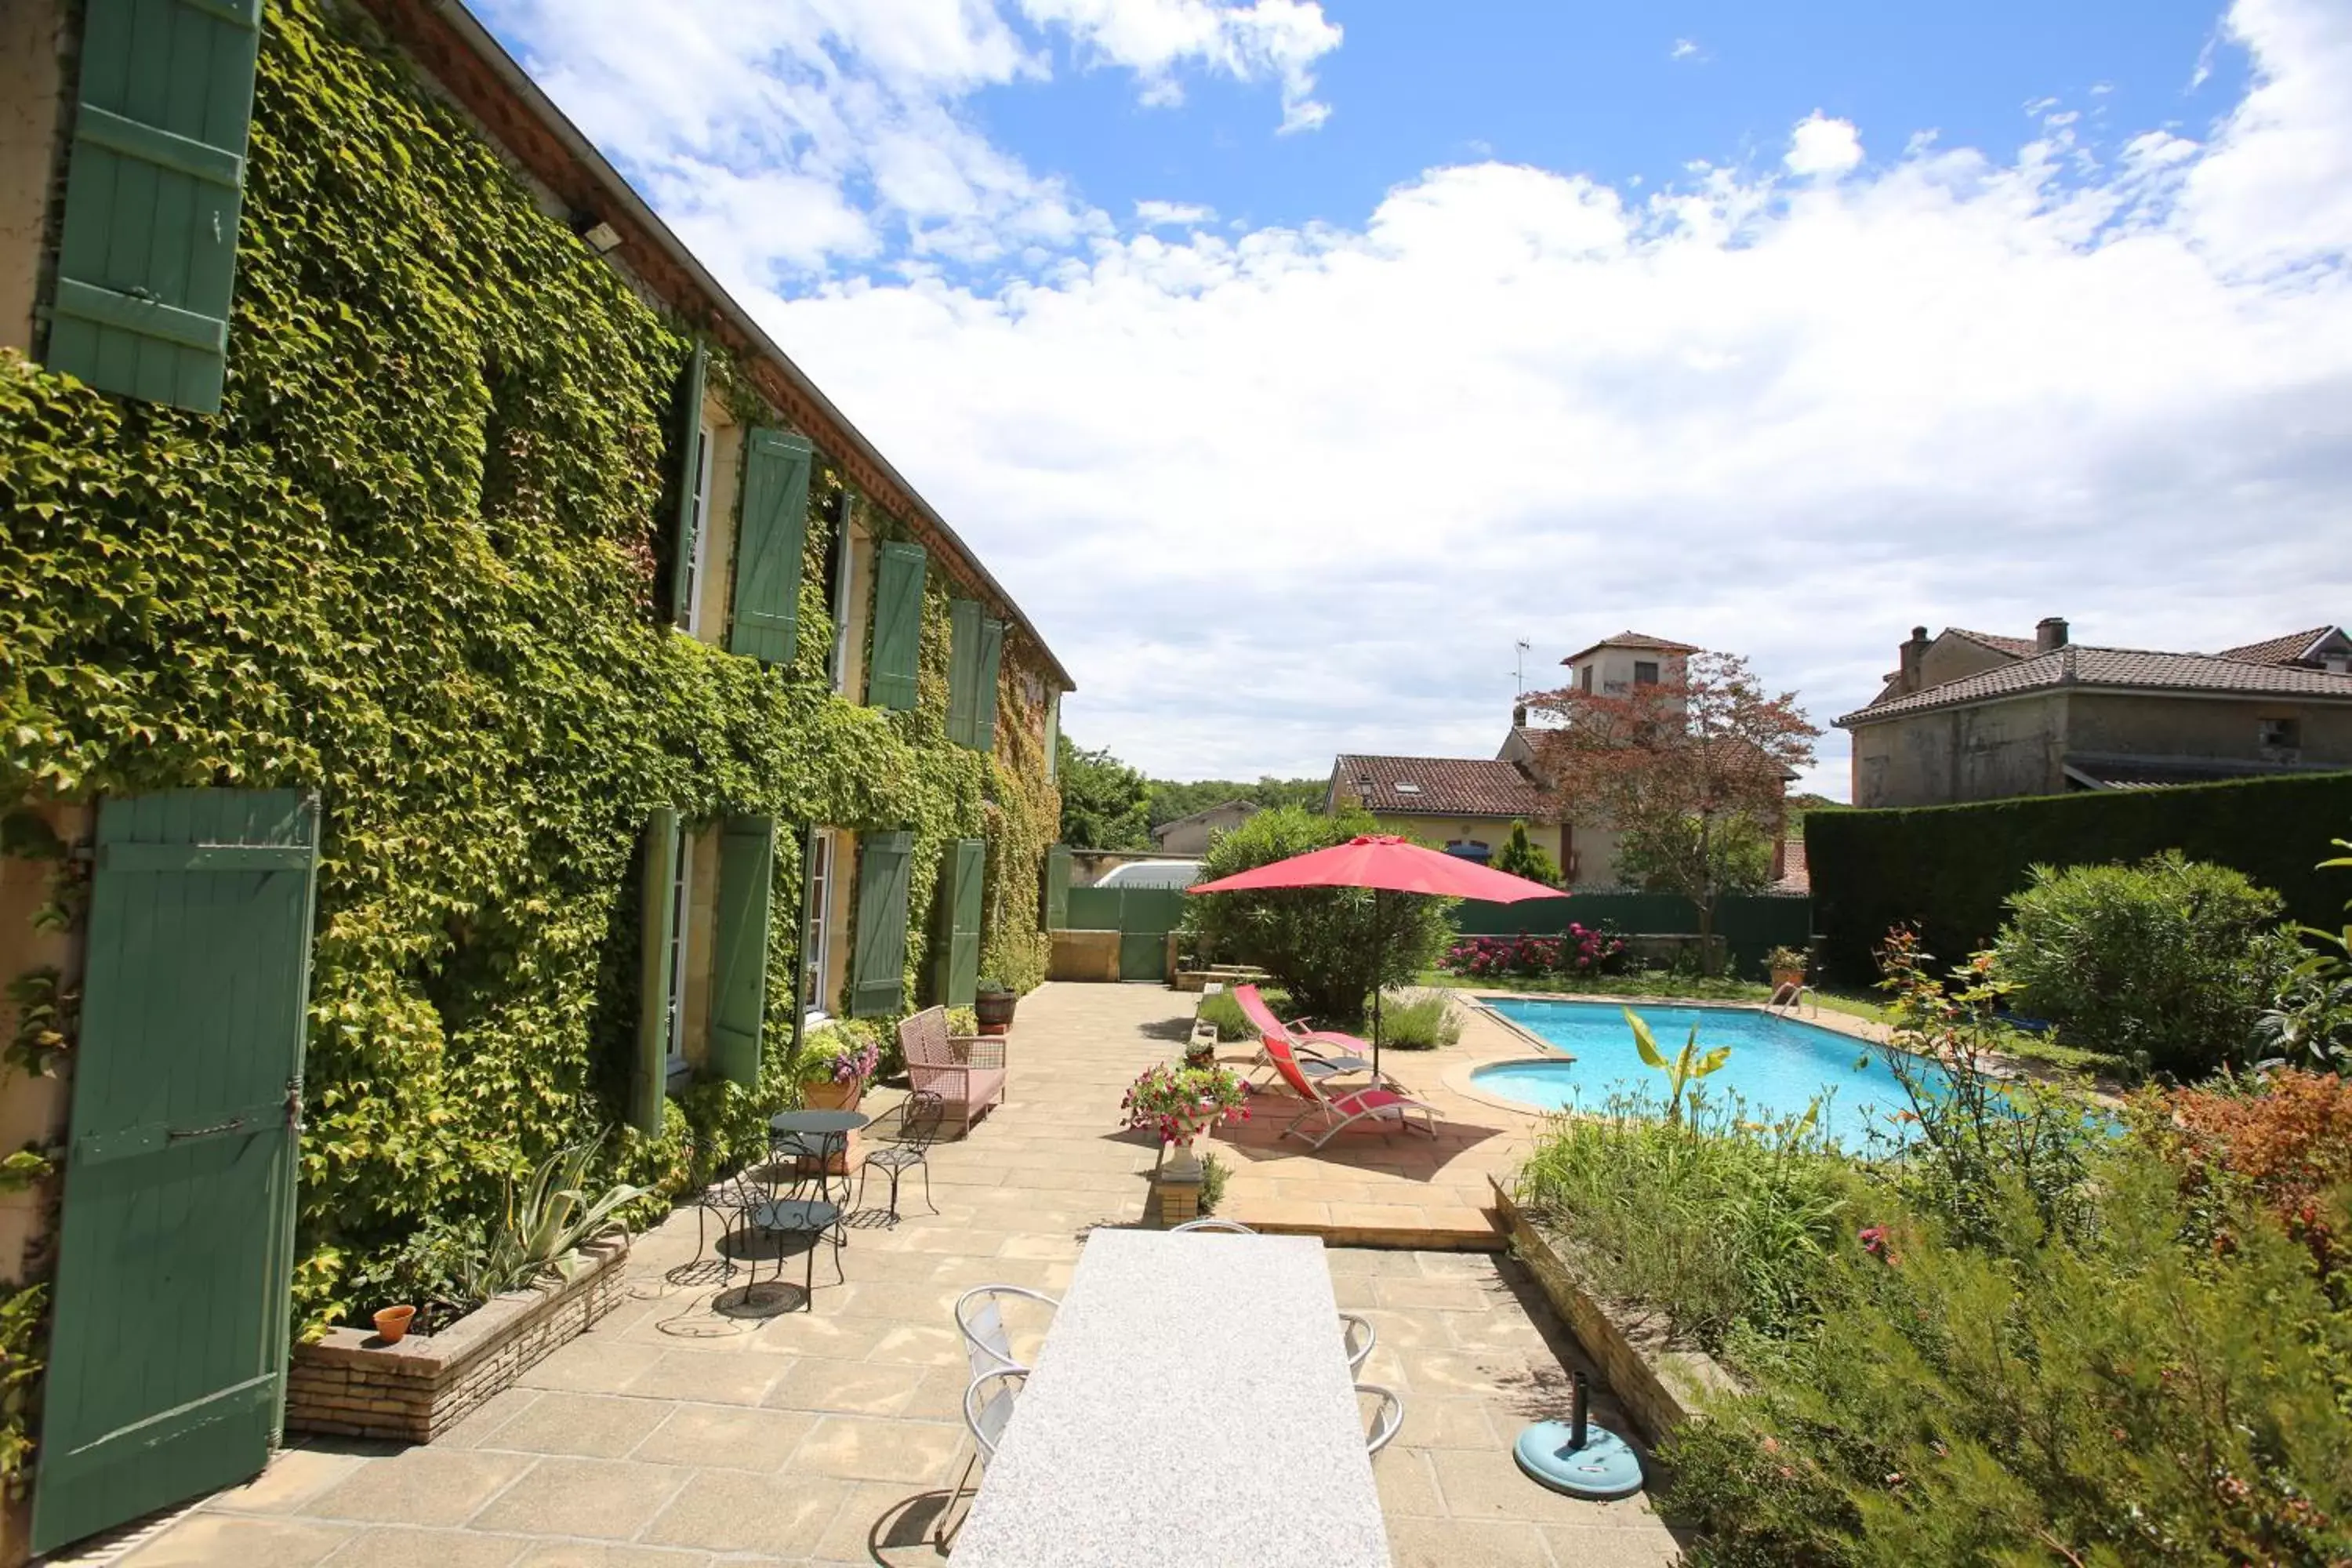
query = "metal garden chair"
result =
(1357, 1383, 1404, 1455)
(743, 1158, 846, 1311)
(955, 1283, 1061, 1377)
(857, 1088, 945, 1224)
(671, 1131, 767, 1285)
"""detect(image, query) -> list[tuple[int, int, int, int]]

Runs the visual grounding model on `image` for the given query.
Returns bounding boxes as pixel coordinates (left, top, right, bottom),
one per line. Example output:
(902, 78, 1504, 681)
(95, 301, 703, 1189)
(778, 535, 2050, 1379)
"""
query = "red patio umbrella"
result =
(1187, 836, 1568, 1077)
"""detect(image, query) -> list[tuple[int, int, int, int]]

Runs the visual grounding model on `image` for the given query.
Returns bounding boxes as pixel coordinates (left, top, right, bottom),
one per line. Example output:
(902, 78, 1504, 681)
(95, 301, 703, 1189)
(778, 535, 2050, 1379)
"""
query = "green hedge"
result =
(1806, 772, 2352, 984)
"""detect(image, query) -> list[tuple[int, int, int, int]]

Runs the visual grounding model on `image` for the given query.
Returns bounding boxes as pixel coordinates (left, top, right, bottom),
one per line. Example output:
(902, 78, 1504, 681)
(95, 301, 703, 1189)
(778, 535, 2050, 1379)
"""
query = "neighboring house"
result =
(1839, 619, 2352, 807)
(0, 1, 1070, 1555)
(1555, 630, 1700, 699)
(1151, 799, 1259, 854)
(1325, 753, 1573, 873)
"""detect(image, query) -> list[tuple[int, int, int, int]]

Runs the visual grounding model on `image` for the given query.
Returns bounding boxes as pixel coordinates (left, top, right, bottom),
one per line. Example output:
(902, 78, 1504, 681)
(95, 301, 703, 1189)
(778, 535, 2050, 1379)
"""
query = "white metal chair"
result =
(936, 1365, 1029, 1547)
(1357, 1383, 1404, 1455)
(1166, 1220, 1377, 1371)
(954, 1283, 1060, 1378)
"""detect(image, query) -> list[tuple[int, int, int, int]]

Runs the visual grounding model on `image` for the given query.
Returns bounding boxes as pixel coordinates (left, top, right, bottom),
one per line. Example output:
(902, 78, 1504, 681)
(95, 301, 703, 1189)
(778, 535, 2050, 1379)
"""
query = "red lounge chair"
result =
(1261, 1033, 1439, 1150)
(1230, 983, 1380, 1087)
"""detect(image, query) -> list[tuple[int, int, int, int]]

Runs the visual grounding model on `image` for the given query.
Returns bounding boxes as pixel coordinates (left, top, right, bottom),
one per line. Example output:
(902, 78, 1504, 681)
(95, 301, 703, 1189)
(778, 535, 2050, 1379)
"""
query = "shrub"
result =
(1193, 986, 1261, 1041)
(1989, 852, 2292, 1080)
(1515, 1087, 1853, 1356)
(1373, 989, 1461, 1050)
(1660, 1152, 2352, 1567)
(2144, 1068, 2352, 1280)
(1490, 819, 1562, 885)
(1179, 805, 1454, 1023)
(1436, 923, 1627, 981)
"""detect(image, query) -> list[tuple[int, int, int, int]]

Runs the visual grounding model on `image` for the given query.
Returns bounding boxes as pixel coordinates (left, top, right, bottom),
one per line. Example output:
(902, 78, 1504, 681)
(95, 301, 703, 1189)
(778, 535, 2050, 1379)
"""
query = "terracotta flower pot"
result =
(975, 990, 1017, 1034)
(372, 1305, 416, 1345)
(1770, 967, 1804, 992)
(803, 1076, 864, 1112)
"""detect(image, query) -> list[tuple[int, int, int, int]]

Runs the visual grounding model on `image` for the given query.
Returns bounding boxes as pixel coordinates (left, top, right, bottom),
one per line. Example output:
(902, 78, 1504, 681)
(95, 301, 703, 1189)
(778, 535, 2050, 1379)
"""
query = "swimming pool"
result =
(1474, 1000, 1947, 1147)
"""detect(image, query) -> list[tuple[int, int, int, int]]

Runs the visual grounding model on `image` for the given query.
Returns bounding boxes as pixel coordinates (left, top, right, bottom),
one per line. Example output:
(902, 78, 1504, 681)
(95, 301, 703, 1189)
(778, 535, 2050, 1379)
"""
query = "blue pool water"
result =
(1475, 1000, 1950, 1148)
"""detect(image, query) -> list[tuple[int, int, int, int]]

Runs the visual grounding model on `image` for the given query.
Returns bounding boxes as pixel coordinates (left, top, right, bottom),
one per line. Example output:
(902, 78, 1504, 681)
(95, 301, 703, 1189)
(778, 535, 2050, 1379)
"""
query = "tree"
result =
(1616, 812, 1773, 899)
(1056, 734, 1150, 849)
(1526, 651, 1819, 975)
(1146, 775, 1327, 829)
(1490, 819, 1563, 886)
(1178, 804, 1455, 1023)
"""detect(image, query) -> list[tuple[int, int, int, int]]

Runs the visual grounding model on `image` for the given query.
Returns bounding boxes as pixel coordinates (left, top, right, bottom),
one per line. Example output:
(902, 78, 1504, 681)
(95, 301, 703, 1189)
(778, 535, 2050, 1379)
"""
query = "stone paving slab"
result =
(110, 982, 1682, 1568)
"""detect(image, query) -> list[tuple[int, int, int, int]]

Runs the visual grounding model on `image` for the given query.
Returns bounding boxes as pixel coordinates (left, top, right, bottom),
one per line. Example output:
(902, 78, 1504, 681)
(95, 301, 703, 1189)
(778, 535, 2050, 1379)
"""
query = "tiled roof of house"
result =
(1150, 799, 1258, 836)
(1946, 628, 2040, 659)
(1770, 837, 1809, 894)
(2216, 626, 2340, 666)
(2060, 755, 2322, 790)
(1331, 755, 1549, 819)
(1839, 645, 2352, 726)
(1559, 631, 1703, 664)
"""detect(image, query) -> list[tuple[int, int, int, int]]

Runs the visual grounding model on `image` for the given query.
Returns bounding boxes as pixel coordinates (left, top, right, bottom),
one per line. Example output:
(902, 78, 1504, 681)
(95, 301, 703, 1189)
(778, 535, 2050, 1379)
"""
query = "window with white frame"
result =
(802, 829, 835, 1015)
(679, 422, 714, 634)
(663, 823, 693, 1069)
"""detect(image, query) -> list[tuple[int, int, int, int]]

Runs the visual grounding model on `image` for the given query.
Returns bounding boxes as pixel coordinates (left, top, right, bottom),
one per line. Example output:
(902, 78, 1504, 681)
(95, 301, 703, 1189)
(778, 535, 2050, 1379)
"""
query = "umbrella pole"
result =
(1372, 889, 1385, 1083)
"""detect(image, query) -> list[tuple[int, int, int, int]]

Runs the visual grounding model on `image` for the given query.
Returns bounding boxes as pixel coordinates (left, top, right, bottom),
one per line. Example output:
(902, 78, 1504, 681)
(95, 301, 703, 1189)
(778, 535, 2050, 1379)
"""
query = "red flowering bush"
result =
(1437, 923, 1627, 980)
(2143, 1068, 2352, 1281)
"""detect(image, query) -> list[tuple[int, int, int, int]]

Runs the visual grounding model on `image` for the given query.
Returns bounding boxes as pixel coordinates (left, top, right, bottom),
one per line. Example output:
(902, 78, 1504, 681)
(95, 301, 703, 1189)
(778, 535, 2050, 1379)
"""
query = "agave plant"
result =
(463, 1133, 646, 1298)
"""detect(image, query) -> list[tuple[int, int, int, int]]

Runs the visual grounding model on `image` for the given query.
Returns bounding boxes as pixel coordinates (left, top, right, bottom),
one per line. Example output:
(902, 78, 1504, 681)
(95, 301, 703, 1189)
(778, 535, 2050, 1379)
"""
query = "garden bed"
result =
(285, 1236, 630, 1443)
(1490, 1175, 1737, 1444)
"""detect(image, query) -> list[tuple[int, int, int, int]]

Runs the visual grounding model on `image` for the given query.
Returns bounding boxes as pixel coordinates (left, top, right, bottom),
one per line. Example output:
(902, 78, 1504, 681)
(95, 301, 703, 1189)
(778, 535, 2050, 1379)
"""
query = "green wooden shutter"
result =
(866, 543, 926, 711)
(728, 430, 811, 664)
(45, 0, 262, 413)
(1044, 843, 1073, 931)
(631, 809, 681, 1134)
(33, 790, 318, 1553)
(666, 347, 708, 627)
(946, 598, 983, 746)
(848, 830, 913, 1016)
(975, 617, 1006, 753)
(708, 816, 775, 1087)
(932, 837, 984, 1004)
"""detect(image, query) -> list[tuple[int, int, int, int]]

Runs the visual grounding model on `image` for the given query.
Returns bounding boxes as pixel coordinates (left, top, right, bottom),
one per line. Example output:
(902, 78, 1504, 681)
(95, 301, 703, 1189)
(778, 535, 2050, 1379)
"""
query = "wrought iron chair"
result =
(672, 1131, 767, 1285)
(743, 1157, 846, 1311)
(857, 1088, 945, 1224)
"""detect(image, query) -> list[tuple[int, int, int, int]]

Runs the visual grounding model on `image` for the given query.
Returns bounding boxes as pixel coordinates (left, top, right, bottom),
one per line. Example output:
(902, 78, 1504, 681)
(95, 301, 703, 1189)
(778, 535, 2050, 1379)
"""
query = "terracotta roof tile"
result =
(1946, 628, 2039, 658)
(1770, 838, 1809, 894)
(1331, 755, 1548, 819)
(1839, 645, 2352, 726)
(2215, 626, 2340, 666)
(1559, 631, 1702, 664)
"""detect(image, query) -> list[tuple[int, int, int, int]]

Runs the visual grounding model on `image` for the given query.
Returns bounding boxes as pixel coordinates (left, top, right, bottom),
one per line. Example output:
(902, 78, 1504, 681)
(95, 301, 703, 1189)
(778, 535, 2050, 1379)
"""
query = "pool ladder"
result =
(1769, 983, 1818, 1018)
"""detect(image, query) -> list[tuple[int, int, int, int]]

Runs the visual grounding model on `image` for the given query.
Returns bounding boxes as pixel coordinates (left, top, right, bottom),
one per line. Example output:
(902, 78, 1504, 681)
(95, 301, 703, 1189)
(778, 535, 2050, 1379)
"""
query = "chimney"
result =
(1512, 702, 1528, 728)
(1897, 626, 1931, 695)
(2036, 616, 2069, 653)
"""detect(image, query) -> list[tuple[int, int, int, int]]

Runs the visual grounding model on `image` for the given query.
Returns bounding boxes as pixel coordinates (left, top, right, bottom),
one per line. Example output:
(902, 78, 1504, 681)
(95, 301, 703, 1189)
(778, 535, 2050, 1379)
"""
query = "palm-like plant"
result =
(1625, 1007, 1730, 1123)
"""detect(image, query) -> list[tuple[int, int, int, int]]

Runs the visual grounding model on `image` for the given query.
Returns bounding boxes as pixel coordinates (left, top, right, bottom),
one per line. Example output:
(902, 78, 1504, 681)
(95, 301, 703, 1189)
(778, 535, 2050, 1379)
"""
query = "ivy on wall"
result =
(0, 0, 1057, 1358)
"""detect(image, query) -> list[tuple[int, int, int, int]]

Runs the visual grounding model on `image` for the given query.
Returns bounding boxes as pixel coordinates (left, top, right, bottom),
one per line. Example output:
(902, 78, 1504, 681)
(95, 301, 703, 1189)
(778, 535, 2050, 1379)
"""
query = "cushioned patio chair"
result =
(1263, 1033, 1439, 1151)
(898, 1005, 1007, 1134)
(1229, 983, 1382, 1089)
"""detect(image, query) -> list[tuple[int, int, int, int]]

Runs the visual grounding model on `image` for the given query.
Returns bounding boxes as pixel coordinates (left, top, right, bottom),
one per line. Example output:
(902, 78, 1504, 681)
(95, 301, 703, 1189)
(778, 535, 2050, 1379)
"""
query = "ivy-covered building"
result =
(0, 0, 1069, 1555)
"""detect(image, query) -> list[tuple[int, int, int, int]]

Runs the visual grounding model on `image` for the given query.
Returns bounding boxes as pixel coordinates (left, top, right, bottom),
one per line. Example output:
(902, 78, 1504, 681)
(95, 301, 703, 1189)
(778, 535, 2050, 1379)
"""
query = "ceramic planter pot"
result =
(804, 1077, 863, 1112)
(975, 990, 1017, 1035)
(1770, 967, 1804, 991)
(372, 1305, 416, 1345)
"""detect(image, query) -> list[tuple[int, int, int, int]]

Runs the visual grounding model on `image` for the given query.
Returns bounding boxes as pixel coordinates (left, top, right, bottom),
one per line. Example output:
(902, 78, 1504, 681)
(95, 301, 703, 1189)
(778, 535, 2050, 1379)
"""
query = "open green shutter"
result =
(46, 0, 262, 412)
(975, 618, 1006, 753)
(708, 816, 774, 1087)
(631, 809, 681, 1134)
(728, 430, 811, 664)
(848, 830, 913, 1016)
(932, 837, 984, 1004)
(666, 347, 707, 626)
(1044, 844, 1072, 931)
(946, 599, 983, 746)
(866, 543, 926, 710)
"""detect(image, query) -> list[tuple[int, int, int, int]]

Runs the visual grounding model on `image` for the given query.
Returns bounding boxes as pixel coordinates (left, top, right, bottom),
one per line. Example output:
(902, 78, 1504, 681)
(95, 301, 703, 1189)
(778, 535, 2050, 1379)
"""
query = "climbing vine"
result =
(0, 0, 1058, 1363)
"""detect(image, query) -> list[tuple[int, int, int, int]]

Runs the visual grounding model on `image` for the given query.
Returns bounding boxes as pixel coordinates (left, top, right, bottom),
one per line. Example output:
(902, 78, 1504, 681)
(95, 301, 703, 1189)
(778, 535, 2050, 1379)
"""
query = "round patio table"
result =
(768, 1109, 870, 1204)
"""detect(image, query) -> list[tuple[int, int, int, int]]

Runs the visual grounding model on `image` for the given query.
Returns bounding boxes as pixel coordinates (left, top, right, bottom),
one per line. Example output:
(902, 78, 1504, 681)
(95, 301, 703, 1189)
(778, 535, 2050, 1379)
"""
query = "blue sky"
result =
(477, 0, 2351, 797)
(977, 1, 2246, 242)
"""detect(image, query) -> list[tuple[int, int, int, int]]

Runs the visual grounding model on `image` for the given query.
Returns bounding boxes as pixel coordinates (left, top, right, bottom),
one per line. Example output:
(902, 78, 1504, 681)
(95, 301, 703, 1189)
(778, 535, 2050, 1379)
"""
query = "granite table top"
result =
(950, 1229, 1392, 1567)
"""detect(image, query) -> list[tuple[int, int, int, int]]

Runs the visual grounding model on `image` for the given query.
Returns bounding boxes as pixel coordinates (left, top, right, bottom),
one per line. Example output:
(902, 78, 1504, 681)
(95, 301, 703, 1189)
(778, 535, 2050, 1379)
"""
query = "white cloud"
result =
(1784, 111, 1865, 176)
(1018, 0, 1342, 131)
(1670, 38, 1701, 61)
(1135, 199, 1218, 227)
(495, 0, 2352, 798)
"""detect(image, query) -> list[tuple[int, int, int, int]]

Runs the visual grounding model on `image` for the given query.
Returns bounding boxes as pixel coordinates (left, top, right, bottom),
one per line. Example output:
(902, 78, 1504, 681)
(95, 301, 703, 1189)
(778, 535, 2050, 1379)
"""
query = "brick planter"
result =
(1490, 1177, 1737, 1443)
(286, 1236, 630, 1443)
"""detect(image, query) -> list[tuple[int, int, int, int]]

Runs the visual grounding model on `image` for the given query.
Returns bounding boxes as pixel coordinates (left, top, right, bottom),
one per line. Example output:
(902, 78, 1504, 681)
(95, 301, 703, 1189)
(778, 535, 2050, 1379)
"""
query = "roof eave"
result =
(379, 0, 1075, 692)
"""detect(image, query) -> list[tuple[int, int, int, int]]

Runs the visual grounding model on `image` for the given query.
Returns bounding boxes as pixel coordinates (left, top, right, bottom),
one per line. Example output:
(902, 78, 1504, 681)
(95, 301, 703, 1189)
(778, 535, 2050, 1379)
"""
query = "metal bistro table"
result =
(951, 1229, 1392, 1568)
(767, 1109, 869, 1203)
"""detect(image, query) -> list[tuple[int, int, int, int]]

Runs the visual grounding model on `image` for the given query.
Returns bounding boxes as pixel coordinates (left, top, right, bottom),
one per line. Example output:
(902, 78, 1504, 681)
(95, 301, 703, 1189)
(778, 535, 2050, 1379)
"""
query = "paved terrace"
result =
(105, 982, 1681, 1568)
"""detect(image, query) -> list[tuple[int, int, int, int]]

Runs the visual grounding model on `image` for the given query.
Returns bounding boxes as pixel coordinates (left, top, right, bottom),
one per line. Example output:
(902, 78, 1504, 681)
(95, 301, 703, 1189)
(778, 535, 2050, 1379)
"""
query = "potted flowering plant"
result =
(974, 976, 1017, 1036)
(801, 1022, 880, 1112)
(1765, 944, 1809, 991)
(1120, 1062, 1250, 1154)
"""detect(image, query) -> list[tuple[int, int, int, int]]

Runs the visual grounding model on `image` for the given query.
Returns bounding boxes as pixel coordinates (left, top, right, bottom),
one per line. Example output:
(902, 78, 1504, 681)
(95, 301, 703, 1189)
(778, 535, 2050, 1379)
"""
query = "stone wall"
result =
(286, 1237, 629, 1443)
(1047, 927, 1120, 982)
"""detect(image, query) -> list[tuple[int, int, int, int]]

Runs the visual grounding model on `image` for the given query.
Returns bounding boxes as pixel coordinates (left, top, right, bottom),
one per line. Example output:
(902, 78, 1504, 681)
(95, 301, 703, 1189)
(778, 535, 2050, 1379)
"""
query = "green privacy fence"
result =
(1449, 892, 1813, 978)
(1064, 886, 1189, 981)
